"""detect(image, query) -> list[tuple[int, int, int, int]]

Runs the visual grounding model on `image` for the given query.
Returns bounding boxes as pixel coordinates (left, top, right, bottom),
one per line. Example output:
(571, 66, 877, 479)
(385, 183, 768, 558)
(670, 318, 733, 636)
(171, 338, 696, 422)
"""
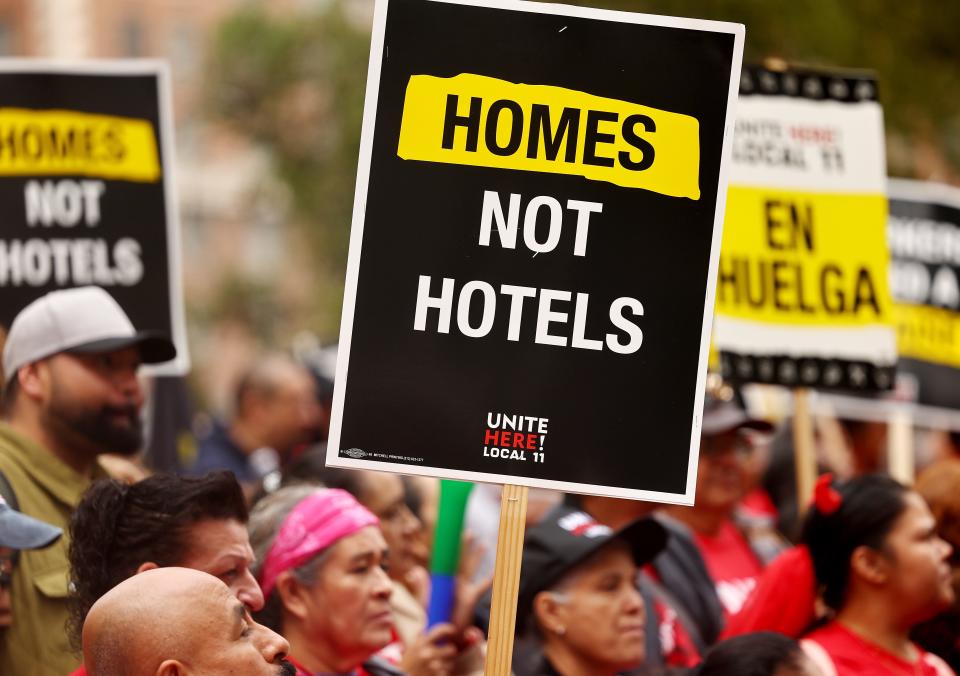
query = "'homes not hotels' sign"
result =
(0, 61, 188, 375)
(327, 0, 744, 504)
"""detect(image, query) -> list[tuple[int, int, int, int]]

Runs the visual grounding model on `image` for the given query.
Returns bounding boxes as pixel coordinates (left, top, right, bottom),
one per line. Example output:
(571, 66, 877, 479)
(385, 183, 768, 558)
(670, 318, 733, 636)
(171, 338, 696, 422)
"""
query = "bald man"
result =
(82, 567, 293, 676)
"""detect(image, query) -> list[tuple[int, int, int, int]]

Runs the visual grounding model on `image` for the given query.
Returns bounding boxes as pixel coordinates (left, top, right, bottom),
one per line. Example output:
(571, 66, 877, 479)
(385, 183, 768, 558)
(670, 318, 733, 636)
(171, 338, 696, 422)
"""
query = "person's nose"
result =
(236, 569, 266, 612)
(372, 562, 393, 600)
(253, 621, 290, 664)
(938, 535, 953, 562)
(116, 366, 143, 406)
(401, 506, 422, 537)
(623, 584, 645, 618)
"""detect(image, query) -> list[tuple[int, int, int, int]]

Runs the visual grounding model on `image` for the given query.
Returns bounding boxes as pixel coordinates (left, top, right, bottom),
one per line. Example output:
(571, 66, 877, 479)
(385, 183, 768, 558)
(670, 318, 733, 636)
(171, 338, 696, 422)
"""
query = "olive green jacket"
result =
(0, 423, 105, 676)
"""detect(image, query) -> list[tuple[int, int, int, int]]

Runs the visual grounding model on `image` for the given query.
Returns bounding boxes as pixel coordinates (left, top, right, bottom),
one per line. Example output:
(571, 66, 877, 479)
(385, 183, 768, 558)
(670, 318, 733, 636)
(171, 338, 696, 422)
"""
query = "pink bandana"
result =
(258, 488, 379, 597)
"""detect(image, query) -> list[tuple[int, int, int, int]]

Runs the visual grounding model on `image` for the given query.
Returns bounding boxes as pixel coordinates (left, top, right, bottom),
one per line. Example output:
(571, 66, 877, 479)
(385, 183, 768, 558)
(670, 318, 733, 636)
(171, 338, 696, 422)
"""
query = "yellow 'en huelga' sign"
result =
(0, 108, 161, 182)
(397, 73, 701, 199)
(716, 186, 892, 327)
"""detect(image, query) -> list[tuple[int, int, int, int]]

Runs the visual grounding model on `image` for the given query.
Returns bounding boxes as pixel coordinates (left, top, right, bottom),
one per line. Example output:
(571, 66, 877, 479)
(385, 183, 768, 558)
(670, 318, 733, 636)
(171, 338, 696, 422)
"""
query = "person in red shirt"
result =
(801, 474, 956, 675)
(664, 383, 778, 621)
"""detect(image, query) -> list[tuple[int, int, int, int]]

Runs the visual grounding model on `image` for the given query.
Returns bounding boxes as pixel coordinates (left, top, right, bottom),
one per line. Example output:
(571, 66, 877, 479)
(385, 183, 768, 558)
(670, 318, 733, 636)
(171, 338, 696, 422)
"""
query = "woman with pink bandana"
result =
(250, 486, 458, 676)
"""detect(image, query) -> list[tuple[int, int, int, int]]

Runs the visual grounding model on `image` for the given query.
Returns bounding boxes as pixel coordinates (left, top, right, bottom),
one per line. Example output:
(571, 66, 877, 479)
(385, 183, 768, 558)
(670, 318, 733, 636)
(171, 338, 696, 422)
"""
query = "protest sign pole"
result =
(484, 484, 528, 676)
(888, 407, 914, 485)
(793, 388, 817, 514)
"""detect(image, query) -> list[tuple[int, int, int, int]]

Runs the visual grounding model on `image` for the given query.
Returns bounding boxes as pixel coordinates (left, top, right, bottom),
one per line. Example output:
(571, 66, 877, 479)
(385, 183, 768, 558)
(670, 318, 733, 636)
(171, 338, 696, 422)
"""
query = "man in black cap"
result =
(663, 379, 781, 624)
(513, 504, 667, 676)
(0, 285, 176, 676)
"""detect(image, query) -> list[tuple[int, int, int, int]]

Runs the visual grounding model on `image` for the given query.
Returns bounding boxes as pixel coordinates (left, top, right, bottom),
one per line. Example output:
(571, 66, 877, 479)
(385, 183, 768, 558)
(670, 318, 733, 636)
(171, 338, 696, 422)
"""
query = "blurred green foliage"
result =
(569, 0, 960, 177)
(206, 0, 959, 338)
(206, 1, 369, 340)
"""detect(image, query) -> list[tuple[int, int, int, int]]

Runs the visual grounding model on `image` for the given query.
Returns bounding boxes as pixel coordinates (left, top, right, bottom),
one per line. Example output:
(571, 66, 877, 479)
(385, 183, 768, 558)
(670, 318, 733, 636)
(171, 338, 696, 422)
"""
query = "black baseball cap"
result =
(517, 504, 667, 633)
(701, 386, 773, 436)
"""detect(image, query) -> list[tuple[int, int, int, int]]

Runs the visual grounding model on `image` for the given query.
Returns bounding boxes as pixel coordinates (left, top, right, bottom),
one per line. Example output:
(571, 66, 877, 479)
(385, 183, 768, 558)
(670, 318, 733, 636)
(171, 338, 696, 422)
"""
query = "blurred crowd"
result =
(2, 286, 960, 676)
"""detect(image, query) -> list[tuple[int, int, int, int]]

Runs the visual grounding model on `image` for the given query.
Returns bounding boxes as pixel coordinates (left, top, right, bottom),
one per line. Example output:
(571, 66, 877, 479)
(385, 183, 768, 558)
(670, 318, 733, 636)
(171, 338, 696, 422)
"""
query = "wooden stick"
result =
(888, 407, 915, 485)
(484, 484, 529, 676)
(793, 388, 817, 516)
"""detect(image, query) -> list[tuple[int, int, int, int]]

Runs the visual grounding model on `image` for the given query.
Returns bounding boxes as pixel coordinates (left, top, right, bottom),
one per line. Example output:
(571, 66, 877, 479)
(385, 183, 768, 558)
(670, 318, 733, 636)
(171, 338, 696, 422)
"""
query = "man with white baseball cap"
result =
(0, 285, 175, 676)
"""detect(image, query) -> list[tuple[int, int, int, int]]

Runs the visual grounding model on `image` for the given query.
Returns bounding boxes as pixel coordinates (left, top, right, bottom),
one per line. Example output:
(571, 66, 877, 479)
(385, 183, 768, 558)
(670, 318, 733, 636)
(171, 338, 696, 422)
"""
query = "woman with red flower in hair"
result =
(800, 474, 956, 675)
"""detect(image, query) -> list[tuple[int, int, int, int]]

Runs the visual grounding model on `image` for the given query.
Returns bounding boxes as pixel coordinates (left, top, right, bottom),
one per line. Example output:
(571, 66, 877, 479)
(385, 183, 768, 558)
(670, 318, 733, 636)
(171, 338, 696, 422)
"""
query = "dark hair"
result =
(67, 471, 248, 651)
(801, 473, 909, 610)
(698, 632, 805, 676)
(282, 449, 366, 498)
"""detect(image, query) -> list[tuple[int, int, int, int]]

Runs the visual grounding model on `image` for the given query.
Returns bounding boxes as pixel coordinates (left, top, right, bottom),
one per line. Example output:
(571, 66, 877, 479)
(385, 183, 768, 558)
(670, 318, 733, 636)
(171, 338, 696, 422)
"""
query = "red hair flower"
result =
(813, 473, 842, 515)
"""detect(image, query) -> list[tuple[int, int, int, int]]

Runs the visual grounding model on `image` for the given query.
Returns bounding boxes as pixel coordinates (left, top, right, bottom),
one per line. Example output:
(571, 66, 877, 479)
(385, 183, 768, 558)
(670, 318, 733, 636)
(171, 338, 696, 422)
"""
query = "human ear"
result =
(850, 545, 889, 585)
(275, 571, 310, 622)
(155, 660, 187, 676)
(136, 562, 159, 574)
(532, 591, 567, 637)
(17, 362, 47, 401)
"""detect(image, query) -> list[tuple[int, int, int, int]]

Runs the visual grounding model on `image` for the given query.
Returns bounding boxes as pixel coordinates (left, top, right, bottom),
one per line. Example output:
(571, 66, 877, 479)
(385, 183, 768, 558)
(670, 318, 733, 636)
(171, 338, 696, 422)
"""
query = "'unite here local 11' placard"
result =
(327, 0, 744, 505)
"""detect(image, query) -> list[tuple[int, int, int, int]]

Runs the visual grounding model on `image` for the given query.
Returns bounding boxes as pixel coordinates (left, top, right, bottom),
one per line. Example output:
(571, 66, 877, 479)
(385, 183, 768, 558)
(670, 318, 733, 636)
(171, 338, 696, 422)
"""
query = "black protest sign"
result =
(888, 179, 960, 410)
(0, 62, 188, 374)
(327, 0, 743, 503)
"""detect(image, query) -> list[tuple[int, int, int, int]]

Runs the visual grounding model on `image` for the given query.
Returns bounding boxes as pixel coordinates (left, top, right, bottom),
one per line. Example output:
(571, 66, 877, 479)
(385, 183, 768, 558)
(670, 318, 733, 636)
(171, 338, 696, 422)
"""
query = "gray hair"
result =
(248, 483, 333, 632)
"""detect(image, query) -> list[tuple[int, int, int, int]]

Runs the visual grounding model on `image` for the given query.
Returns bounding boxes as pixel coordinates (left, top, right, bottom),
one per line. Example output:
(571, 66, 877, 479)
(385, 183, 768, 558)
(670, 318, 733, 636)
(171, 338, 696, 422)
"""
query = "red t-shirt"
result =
(651, 596, 701, 667)
(69, 667, 86, 676)
(803, 622, 956, 676)
(722, 545, 817, 640)
(694, 520, 764, 618)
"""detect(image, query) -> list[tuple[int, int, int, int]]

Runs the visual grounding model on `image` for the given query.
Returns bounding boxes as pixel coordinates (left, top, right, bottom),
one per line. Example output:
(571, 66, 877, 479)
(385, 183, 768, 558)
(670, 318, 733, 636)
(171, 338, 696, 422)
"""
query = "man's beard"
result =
(43, 396, 143, 457)
(277, 659, 296, 676)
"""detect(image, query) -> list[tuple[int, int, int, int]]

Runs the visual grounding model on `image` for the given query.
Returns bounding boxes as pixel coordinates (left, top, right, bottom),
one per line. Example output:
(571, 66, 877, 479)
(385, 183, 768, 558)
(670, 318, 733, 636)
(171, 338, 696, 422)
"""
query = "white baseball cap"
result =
(3, 286, 177, 385)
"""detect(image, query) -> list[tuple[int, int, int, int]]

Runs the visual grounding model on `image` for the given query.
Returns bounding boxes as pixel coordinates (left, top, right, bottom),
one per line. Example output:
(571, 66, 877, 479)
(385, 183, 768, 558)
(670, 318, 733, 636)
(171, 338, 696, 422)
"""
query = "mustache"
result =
(102, 403, 139, 421)
(278, 659, 296, 676)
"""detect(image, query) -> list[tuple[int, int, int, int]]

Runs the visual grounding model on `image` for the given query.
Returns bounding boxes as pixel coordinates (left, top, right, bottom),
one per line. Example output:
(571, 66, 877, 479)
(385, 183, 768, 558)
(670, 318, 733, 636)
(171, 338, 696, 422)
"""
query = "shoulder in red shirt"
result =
(803, 622, 956, 676)
(694, 519, 764, 618)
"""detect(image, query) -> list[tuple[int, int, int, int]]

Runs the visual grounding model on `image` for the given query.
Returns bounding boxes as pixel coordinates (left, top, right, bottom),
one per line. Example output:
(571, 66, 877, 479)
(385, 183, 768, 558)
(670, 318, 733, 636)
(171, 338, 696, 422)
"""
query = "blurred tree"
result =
(205, 0, 959, 339)
(205, 1, 370, 340)
(563, 0, 960, 180)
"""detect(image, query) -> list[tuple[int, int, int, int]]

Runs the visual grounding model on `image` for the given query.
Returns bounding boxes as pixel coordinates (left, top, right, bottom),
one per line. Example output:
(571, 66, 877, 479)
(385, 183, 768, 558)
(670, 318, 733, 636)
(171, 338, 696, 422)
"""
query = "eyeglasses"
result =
(701, 429, 771, 458)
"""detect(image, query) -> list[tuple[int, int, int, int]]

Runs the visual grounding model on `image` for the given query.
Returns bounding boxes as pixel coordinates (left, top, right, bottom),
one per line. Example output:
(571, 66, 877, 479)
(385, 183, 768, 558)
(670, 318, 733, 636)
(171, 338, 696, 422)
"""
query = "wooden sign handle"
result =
(484, 484, 529, 676)
(793, 388, 817, 516)
(888, 407, 914, 485)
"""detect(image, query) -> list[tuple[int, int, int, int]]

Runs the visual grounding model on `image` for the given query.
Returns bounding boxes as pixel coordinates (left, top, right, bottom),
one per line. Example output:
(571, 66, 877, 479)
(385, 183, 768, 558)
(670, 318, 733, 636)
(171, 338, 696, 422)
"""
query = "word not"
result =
(413, 276, 644, 354)
(479, 190, 601, 256)
(26, 179, 106, 227)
